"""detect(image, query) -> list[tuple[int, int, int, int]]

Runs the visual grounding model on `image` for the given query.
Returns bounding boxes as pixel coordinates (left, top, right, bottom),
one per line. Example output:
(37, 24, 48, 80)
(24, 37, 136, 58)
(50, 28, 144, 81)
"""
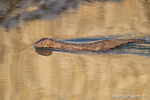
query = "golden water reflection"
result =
(0, 0, 150, 100)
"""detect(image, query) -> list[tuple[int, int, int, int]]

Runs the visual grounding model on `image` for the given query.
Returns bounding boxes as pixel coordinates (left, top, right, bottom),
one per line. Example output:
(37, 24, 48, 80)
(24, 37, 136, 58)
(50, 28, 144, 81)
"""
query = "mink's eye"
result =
(41, 42, 43, 44)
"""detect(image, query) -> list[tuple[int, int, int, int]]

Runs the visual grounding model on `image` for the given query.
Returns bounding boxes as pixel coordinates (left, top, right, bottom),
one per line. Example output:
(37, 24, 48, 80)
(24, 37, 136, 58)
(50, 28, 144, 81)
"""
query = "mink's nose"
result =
(35, 44, 38, 47)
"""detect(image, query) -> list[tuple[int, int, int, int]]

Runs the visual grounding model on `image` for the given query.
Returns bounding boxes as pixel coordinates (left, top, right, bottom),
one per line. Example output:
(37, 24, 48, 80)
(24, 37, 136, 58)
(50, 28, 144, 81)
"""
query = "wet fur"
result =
(35, 38, 146, 51)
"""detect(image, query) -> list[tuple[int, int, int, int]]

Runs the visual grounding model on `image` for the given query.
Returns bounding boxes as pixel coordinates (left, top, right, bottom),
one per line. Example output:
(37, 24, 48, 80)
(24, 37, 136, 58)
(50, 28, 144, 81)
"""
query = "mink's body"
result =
(35, 38, 145, 51)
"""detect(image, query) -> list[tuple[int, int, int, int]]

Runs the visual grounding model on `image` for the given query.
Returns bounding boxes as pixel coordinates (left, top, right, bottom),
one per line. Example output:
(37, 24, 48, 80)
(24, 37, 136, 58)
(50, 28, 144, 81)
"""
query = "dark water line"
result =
(60, 34, 149, 42)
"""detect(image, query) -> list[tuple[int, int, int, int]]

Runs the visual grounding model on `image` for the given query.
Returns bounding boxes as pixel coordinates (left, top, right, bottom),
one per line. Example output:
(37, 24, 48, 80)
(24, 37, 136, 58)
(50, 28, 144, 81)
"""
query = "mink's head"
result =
(35, 38, 54, 48)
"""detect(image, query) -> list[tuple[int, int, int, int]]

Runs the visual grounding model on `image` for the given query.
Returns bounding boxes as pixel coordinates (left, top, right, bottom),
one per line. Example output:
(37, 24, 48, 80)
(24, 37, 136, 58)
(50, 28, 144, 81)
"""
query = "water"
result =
(0, 0, 150, 100)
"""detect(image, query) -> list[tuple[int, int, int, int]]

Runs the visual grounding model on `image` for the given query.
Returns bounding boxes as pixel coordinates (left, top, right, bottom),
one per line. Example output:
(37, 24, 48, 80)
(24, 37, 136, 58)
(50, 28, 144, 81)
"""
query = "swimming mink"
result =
(35, 38, 145, 51)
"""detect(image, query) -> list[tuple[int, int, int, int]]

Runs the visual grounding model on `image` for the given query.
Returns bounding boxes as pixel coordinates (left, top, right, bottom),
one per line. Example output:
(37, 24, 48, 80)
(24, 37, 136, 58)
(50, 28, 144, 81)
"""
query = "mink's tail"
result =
(108, 38, 150, 56)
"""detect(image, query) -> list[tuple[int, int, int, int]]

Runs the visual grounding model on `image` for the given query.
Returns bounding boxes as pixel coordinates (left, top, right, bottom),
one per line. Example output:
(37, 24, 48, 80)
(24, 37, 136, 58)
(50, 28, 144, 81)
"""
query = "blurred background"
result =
(0, 0, 150, 100)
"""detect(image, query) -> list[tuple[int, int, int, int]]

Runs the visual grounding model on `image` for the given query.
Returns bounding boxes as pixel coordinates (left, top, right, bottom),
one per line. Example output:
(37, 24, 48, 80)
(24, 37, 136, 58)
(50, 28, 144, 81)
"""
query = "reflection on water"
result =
(35, 48, 52, 56)
(1, 0, 150, 100)
(0, 0, 138, 29)
(0, 0, 81, 29)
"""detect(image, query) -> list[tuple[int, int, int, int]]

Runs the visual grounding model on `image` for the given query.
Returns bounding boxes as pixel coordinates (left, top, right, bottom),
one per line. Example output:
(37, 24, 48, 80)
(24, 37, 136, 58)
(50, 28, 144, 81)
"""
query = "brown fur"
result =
(35, 38, 145, 51)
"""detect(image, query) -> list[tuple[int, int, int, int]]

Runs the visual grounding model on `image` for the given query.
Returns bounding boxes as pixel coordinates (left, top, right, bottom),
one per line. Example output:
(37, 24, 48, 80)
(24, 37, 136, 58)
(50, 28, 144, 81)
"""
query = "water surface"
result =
(0, 0, 150, 100)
